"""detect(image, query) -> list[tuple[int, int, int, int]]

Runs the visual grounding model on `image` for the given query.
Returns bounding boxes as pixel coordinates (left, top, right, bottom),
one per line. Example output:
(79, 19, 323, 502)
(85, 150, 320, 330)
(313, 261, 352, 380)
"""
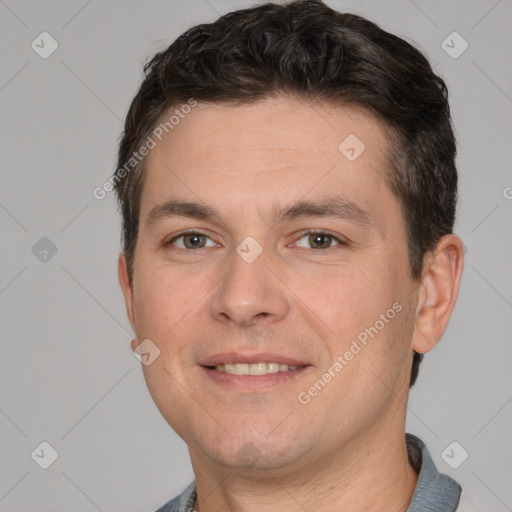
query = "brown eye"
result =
(169, 232, 215, 249)
(183, 234, 207, 248)
(308, 233, 334, 249)
(294, 232, 343, 250)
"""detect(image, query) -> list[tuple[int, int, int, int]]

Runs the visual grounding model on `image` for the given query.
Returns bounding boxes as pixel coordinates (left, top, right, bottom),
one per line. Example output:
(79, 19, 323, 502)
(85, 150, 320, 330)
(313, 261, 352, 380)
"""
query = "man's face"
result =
(121, 97, 420, 470)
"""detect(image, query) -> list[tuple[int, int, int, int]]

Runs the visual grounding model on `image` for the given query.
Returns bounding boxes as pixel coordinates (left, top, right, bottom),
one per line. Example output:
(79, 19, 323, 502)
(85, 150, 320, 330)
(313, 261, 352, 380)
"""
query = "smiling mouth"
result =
(206, 362, 304, 376)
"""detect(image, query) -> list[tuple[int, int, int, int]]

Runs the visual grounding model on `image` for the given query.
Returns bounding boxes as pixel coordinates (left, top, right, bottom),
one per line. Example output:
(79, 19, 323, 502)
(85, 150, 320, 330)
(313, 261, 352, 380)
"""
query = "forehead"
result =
(140, 97, 399, 227)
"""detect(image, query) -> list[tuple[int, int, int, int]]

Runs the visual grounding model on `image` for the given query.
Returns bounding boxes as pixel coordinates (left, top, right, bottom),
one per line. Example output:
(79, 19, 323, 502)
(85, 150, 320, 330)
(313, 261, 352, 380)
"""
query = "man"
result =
(115, 1, 465, 510)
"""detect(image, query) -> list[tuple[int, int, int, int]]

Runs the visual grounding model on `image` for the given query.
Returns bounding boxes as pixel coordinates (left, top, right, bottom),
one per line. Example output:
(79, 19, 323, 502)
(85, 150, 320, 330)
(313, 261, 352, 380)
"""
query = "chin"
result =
(187, 418, 315, 472)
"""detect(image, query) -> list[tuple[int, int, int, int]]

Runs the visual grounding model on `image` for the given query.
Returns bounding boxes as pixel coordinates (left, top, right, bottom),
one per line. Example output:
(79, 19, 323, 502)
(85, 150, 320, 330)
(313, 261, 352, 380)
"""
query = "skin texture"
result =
(118, 96, 464, 511)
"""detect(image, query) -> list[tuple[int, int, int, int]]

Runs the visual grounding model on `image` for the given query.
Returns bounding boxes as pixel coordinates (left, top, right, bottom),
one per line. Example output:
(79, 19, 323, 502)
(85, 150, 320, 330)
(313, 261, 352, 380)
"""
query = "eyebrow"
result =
(274, 196, 373, 227)
(145, 195, 374, 228)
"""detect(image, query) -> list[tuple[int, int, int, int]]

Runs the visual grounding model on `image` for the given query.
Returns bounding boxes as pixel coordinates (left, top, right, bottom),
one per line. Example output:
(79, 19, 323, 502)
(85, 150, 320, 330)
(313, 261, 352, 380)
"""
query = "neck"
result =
(189, 428, 418, 512)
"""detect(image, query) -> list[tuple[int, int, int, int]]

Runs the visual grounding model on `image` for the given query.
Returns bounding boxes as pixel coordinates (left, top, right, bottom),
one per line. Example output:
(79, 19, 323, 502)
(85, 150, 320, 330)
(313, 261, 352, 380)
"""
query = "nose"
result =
(209, 245, 290, 328)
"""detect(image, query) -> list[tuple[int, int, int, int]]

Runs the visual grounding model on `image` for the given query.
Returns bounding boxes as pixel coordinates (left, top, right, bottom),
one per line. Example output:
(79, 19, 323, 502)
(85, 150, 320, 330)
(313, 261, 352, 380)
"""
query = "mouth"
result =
(199, 353, 311, 390)
(207, 362, 303, 375)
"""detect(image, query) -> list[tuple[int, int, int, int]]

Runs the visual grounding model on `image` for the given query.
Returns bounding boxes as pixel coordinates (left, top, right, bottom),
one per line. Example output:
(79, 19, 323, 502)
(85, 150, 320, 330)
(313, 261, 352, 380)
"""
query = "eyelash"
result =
(165, 229, 346, 251)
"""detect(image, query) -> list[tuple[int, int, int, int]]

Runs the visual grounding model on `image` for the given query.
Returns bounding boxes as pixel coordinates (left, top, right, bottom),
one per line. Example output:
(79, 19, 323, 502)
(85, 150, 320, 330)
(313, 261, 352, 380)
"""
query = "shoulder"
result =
(154, 481, 196, 512)
(406, 433, 462, 511)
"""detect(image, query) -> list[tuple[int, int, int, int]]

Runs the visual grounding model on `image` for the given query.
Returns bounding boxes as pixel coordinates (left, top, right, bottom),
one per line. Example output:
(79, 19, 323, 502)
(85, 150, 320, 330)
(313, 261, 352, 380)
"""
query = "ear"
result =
(118, 252, 137, 337)
(411, 234, 464, 354)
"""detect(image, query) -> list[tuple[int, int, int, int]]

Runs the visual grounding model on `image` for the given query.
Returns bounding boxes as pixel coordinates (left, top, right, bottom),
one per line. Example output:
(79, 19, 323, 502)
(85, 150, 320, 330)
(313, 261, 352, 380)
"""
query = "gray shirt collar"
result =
(155, 434, 461, 511)
(406, 433, 461, 511)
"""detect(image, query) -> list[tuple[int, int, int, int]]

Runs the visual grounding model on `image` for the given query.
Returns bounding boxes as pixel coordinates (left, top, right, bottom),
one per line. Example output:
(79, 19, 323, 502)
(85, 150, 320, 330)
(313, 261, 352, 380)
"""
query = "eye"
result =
(294, 232, 343, 250)
(167, 231, 217, 250)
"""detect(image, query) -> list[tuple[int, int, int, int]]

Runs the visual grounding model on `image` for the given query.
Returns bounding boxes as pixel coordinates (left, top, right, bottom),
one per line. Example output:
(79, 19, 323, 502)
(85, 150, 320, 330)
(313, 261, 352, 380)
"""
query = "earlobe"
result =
(118, 253, 136, 333)
(411, 235, 464, 354)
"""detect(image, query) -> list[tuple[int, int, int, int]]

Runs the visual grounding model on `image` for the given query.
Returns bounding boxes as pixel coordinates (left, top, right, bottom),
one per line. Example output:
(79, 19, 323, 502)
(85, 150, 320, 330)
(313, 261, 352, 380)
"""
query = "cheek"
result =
(132, 265, 189, 343)
(305, 264, 392, 333)
(310, 264, 410, 383)
(131, 263, 220, 374)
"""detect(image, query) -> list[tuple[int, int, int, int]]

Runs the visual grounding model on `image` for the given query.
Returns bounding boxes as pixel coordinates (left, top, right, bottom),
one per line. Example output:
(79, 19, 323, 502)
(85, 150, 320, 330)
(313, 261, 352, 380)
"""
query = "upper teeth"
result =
(215, 362, 299, 375)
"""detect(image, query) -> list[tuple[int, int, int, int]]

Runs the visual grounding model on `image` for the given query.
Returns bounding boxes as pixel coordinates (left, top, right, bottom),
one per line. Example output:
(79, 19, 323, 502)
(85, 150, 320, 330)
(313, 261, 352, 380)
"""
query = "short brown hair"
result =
(114, 0, 458, 387)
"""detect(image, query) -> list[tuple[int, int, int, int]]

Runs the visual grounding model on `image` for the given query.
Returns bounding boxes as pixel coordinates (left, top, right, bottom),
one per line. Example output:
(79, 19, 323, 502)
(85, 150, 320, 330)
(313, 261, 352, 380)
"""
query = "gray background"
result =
(1, 0, 511, 510)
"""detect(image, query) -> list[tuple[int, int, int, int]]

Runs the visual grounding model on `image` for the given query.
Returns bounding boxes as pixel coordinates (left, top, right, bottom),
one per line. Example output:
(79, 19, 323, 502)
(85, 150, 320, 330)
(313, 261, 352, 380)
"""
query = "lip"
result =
(201, 365, 311, 391)
(199, 352, 309, 367)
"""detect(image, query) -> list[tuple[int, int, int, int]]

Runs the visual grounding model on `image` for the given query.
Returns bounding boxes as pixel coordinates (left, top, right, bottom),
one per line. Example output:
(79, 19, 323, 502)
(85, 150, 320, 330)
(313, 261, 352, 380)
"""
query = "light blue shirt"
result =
(155, 433, 461, 511)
